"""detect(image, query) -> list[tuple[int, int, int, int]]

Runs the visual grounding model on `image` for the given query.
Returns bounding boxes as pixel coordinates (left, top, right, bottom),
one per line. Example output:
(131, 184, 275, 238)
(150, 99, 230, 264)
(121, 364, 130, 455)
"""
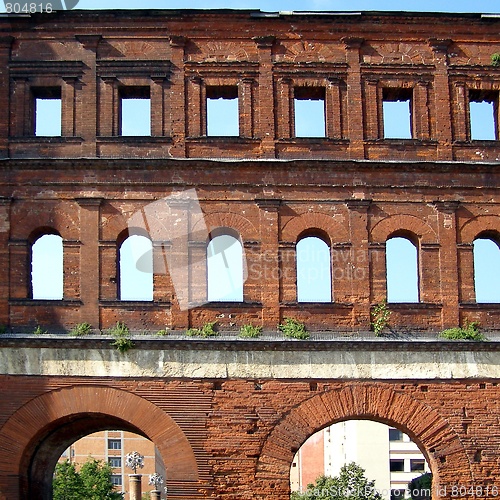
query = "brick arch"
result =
(193, 212, 258, 242)
(370, 214, 437, 244)
(459, 215, 500, 243)
(256, 384, 472, 495)
(0, 385, 199, 499)
(281, 212, 349, 243)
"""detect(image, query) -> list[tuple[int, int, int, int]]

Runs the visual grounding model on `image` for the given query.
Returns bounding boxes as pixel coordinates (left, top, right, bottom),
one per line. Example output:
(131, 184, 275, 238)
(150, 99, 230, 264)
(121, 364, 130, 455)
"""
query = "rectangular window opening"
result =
(410, 459, 426, 473)
(206, 85, 239, 137)
(389, 428, 404, 441)
(107, 439, 122, 450)
(294, 86, 326, 138)
(108, 457, 122, 468)
(110, 475, 123, 486)
(390, 459, 405, 472)
(469, 90, 498, 140)
(120, 86, 151, 136)
(383, 87, 412, 139)
(32, 87, 62, 137)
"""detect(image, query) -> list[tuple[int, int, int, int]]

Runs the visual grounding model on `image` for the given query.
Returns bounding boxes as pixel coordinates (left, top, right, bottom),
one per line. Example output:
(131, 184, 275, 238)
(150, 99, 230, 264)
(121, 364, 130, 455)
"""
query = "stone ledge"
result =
(0, 339, 498, 379)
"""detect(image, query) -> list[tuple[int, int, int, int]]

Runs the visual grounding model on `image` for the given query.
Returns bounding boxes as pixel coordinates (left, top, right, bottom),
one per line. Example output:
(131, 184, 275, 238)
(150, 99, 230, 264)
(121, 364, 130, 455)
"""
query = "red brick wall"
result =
(0, 376, 498, 499)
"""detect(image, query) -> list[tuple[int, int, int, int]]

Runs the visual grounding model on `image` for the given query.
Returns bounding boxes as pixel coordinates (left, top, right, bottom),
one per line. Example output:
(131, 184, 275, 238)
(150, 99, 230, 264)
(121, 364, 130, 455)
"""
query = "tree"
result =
(408, 472, 432, 500)
(53, 458, 123, 500)
(53, 460, 84, 500)
(291, 462, 383, 500)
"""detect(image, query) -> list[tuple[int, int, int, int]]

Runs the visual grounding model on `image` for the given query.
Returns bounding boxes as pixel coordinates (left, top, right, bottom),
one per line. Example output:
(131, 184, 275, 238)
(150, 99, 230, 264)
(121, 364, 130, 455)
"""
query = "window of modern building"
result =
(410, 459, 426, 472)
(119, 86, 151, 136)
(110, 474, 123, 486)
(473, 237, 500, 302)
(119, 234, 153, 301)
(386, 236, 419, 303)
(31, 233, 63, 300)
(206, 85, 239, 136)
(469, 90, 498, 140)
(383, 88, 412, 139)
(32, 87, 62, 137)
(108, 457, 122, 468)
(294, 87, 326, 138)
(389, 428, 404, 441)
(107, 439, 122, 450)
(296, 236, 331, 302)
(207, 233, 244, 301)
(390, 459, 405, 472)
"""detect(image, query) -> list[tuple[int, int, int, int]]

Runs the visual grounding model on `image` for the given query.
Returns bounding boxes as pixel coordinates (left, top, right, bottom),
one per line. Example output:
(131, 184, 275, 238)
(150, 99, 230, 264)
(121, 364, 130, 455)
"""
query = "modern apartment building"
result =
(290, 421, 430, 499)
(61, 430, 166, 499)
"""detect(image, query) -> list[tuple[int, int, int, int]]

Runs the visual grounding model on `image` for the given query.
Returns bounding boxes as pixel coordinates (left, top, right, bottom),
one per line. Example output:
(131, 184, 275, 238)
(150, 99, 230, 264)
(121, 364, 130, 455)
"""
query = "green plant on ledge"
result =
(155, 328, 170, 337)
(371, 300, 391, 336)
(239, 324, 262, 338)
(108, 322, 134, 353)
(69, 322, 92, 337)
(491, 53, 500, 67)
(33, 325, 48, 336)
(279, 317, 309, 340)
(186, 321, 219, 338)
(440, 321, 485, 341)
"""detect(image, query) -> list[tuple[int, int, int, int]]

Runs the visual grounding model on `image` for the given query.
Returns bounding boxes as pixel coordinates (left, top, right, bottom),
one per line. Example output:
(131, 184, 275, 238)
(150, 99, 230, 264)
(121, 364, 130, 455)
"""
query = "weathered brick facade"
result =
(0, 9, 499, 500)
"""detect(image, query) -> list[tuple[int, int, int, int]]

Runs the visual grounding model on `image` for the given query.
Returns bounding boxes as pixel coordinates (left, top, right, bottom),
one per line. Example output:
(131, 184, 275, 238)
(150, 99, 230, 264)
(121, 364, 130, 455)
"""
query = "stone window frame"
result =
(450, 70, 500, 142)
(273, 63, 348, 141)
(96, 59, 172, 137)
(361, 66, 434, 141)
(9, 60, 85, 138)
(185, 61, 259, 139)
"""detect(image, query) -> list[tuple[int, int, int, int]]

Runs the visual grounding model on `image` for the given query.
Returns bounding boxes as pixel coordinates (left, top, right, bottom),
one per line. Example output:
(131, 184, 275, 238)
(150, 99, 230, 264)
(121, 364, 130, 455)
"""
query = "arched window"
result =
(119, 234, 153, 301)
(31, 233, 63, 300)
(386, 236, 419, 303)
(296, 236, 331, 302)
(207, 233, 244, 302)
(473, 237, 500, 303)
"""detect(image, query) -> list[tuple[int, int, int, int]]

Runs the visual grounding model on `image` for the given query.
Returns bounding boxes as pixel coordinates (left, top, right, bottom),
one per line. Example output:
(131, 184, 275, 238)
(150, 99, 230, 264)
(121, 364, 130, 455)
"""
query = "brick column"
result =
(342, 37, 365, 159)
(9, 240, 29, 299)
(434, 201, 460, 328)
(365, 79, 379, 140)
(452, 81, 468, 142)
(128, 475, 142, 500)
(62, 240, 81, 301)
(414, 80, 431, 140)
(253, 36, 276, 157)
(76, 198, 103, 329)
(75, 35, 101, 156)
(151, 75, 169, 137)
(326, 78, 342, 139)
(61, 77, 77, 137)
(419, 243, 441, 303)
(429, 38, 453, 160)
(169, 36, 187, 156)
(276, 77, 293, 139)
(0, 198, 11, 325)
(166, 199, 190, 330)
(279, 241, 295, 303)
(150, 491, 161, 500)
(256, 199, 281, 329)
(457, 242, 475, 303)
(346, 199, 372, 329)
(0, 37, 13, 157)
(99, 77, 117, 137)
(188, 240, 207, 307)
(239, 78, 255, 139)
